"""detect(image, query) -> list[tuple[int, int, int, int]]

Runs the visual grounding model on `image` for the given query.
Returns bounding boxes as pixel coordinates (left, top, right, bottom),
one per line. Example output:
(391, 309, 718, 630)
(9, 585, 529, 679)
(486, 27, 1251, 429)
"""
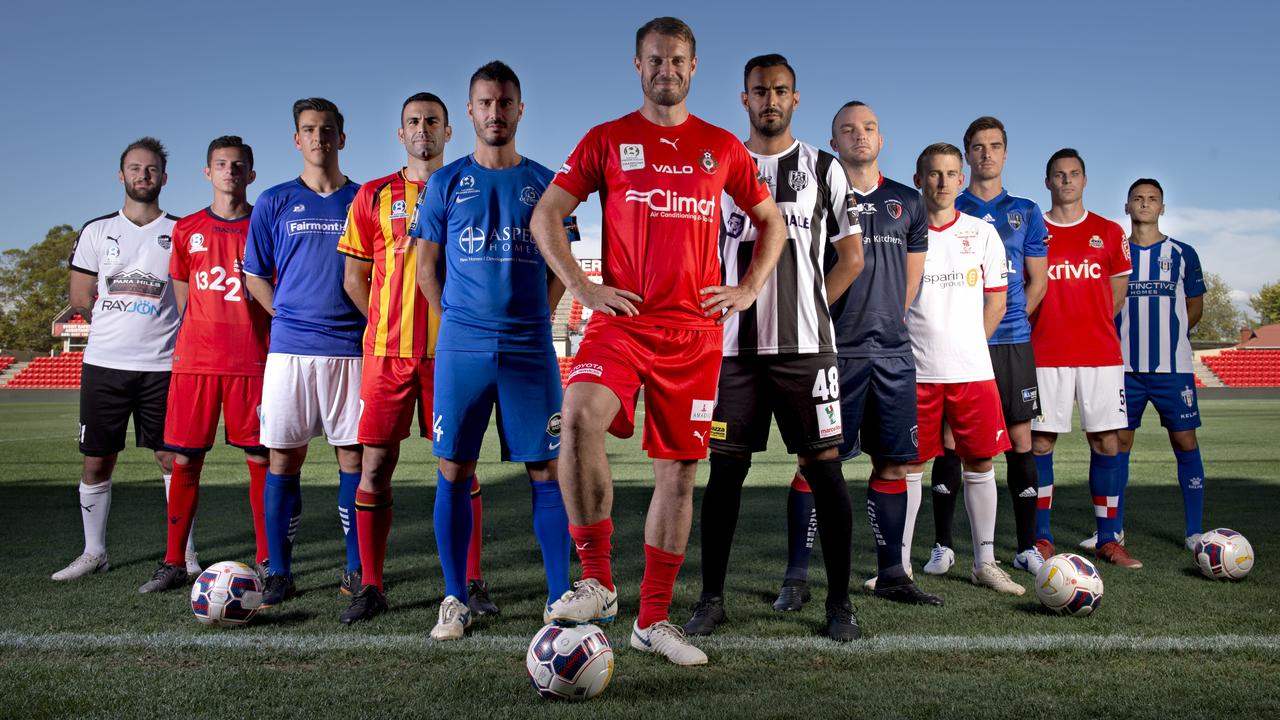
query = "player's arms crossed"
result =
(414, 239, 443, 312)
(172, 279, 189, 316)
(825, 231, 864, 305)
(1186, 294, 1204, 329)
(69, 270, 97, 323)
(904, 250, 927, 311)
(243, 275, 275, 317)
(983, 289, 1007, 339)
(700, 195, 786, 325)
(343, 256, 373, 318)
(1110, 274, 1129, 316)
(531, 184, 641, 317)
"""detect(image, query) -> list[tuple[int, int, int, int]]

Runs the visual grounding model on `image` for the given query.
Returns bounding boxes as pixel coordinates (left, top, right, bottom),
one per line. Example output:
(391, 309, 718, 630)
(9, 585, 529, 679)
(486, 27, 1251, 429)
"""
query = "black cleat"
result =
(873, 577, 944, 606)
(772, 580, 812, 612)
(340, 584, 388, 625)
(683, 596, 727, 636)
(340, 568, 362, 596)
(260, 573, 297, 609)
(467, 579, 500, 617)
(138, 563, 189, 594)
(255, 560, 269, 583)
(824, 600, 863, 642)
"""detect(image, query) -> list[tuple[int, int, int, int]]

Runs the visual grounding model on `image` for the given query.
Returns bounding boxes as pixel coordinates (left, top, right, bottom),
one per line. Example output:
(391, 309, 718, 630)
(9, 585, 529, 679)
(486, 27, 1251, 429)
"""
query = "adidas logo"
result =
(932, 485, 952, 495)
(1018, 487, 1038, 498)
(982, 213, 995, 222)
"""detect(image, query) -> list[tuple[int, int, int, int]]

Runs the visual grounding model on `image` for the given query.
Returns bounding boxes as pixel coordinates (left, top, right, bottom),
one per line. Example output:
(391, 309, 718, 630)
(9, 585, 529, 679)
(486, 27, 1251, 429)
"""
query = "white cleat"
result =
(630, 620, 708, 666)
(546, 578, 618, 625)
(971, 561, 1026, 596)
(52, 552, 110, 581)
(1078, 530, 1124, 551)
(922, 544, 956, 575)
(544, 590, 574, 624)
(862, 567, 913, 592)
(185, 551, 201, 575)
(1012, 548, 1047, 575)
(429, 595, 472, 641)
(1186, 533, 1203, 552)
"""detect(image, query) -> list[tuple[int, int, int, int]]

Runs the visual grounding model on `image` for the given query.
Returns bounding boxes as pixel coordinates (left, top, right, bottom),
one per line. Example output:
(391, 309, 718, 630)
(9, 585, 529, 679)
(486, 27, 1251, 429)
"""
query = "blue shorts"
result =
(432, 349, 563, 463)
(1125, 372, 1201, 432)
(837, 355, 919, 462)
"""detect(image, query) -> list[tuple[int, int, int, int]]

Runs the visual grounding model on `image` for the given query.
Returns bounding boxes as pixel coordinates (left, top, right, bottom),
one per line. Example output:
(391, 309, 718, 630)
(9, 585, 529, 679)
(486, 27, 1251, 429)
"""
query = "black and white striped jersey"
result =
(719, 140, 859, 356)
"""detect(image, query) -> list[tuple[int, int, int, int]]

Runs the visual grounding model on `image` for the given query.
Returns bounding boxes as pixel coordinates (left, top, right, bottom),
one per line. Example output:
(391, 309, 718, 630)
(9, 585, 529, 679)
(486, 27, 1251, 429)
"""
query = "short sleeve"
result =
(337, 185, 374, 260)
(169, 220, 191, 281)
(551, 125, 606, 201)
(243, 195, 275, 278)
(1024, 202, 1048, 258)
(825, 156, 860, 240)
(1110, 222, 1132, 276)
(982, 225, 1009, 291)
(1182, 244, 1206, 298)
(906, 194, 929, 253)
(69, 223, 98, 275)
(723, 139, 770, 212)
(412, 172, 448, 245)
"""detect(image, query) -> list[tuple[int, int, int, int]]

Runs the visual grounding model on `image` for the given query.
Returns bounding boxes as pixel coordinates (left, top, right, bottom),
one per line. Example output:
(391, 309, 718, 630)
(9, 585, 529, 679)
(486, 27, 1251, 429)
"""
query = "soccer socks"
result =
(1174, 447, 1206, 537)
(802, 460, 853, 606)
(433, 471, 473, 603)
(902, 472, 923, 570)
(247, 459, 269, 565)
(867, 476, 908, 582)
(79, 480, 112, 556)
(467, 475, 484, 581)
(164, 460, 201, 565)
(1115, 450, 1131, 529)
(783, 472, 817, 583)
(1033, 452, 1055, 543)
(355, 488, 392, 591)
(163, 473, 196, 554)
(962, 468, 998, 567)
(1089, 452, 1122, 545)
(1005, 450, 1039, 552)
(569, 518, 614, 591)
(530, 480, 571, 602)
(930, 449, 963, 549)
(638, 544, 683, 629)
(338, 470, 361, 573)
(698, 453, 751, 598)
(264, 472, 302, 576)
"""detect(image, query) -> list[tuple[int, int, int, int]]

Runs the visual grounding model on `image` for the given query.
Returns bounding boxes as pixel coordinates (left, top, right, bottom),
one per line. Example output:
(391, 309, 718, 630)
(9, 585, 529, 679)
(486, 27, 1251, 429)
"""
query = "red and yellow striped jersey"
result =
(337, 169, 439, 358)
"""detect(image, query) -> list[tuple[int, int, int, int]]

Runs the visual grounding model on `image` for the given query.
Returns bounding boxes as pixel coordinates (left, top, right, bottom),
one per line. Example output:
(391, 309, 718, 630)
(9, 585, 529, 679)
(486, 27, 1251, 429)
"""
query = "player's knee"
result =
(962, 458, 994, 475)
(1032, 433, 1056, 455)
(1169, 430, 1198, 453)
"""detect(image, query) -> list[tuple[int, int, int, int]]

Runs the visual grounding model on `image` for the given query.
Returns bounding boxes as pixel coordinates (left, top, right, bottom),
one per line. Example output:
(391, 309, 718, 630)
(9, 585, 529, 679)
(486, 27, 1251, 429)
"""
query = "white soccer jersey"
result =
(69, 210, 181, 371)
(720, 140, 860, 356)
(907, 212, 1008, 383)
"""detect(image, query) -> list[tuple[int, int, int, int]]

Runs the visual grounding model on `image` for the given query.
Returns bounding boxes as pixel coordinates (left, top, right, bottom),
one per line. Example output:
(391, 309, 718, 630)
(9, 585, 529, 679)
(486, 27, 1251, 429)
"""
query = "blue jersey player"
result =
(412, 62, 571, 641)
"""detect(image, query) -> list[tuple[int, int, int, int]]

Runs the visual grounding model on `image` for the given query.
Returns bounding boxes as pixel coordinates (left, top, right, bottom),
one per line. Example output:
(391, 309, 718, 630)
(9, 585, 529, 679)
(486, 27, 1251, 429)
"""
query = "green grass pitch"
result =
(1, 396, 1277, 719)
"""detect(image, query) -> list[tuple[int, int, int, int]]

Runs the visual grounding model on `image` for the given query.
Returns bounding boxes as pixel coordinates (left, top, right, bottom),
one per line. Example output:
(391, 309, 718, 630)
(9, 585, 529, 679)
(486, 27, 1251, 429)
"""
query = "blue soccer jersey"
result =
(410, 155, 557, 353)
(956, 189, 1048, 345)
(1118, 237, 1205, 373)
(243, 177, 363, 357)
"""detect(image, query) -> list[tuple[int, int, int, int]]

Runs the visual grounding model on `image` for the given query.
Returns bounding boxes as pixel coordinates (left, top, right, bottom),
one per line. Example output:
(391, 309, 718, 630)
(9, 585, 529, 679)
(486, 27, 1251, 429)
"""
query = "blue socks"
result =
(1115, 451, 1131, 529)
(338, 470, 361, 573)
(1033, 452, 1055, 543)
(531, 480, 571, 603)
(785, 483, 817, 582)
(1089, 452, 1122, 545)
(1174, 447, 1206, 537)
(264, 472, 302, 576)
(434, 471, 473, 603)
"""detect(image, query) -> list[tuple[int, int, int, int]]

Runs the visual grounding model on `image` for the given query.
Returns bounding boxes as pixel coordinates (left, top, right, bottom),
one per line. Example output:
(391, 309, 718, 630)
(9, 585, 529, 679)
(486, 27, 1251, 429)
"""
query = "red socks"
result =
(165, 460, 202, 565)
(355, 487, 393, 590)
(247, 459, 268, 565)
(466, 475, 484, 581)
(638, 544, 683, 629)
(569, 518, 615, 591)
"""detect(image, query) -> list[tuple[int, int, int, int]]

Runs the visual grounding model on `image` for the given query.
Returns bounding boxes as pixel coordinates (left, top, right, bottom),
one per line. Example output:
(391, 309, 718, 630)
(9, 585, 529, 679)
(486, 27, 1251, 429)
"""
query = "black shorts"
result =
(79, 363, 171, 456)
(710, 353, 843, 456)
(989, 342, 1040, 424)
(837, 355, 919, 463)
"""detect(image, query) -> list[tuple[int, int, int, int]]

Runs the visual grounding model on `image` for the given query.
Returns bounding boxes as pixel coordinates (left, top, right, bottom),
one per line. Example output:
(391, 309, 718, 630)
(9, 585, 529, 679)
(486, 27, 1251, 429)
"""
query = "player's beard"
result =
(751, 108, 791, 138)
(125, 183, 160, 204)
(644, 76, 689, 107)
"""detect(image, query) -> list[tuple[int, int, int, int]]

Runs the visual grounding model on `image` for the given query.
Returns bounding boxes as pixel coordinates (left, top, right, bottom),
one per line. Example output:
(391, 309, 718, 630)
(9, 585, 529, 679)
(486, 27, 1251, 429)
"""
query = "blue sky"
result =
(3, 1, 1277, 306)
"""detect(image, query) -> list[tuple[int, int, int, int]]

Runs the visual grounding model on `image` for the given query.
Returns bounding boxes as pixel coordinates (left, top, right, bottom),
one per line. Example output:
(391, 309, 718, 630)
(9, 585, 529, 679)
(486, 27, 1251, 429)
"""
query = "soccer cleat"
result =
(467, 579, 500, 617)
(545, 578, 618, 625)
(630, 620, 708, 666)
(1096, 541, 1143, 569)
(873, 576, 943, 606)
(922, 544, 956, 575)
(138, 562, 189, 593)
(429, 595, 472, 641)
(683, 596, 727, 636)
(862, 567, 913, 592)
(1034, 538, 1056, 560)
(340, 585, 389, 625)
(259, 574, 297, 609)
(340, 568, 361, 596)
(971, 561, 1026, 596)
(1185, 533, 1203, 552)
(544, 591, 574, 624)
(184, 551, 201, 576)
(1078, 530, 1125, 551)
(1012, 548, 1047, 575)
(824, 600, 863, 642)
(772, 581, 811, 612)
(52, 552, 110, 581)
(255, 561, 270, 583)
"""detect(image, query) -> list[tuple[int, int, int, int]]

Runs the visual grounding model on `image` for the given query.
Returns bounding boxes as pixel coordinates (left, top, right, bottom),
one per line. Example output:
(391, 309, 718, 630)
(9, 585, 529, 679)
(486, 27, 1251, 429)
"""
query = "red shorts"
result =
(358, 355, 433, 445)
(164, 373, 264, 451)
(913, 379, 1011, 462)
(567, 318, 721, 460)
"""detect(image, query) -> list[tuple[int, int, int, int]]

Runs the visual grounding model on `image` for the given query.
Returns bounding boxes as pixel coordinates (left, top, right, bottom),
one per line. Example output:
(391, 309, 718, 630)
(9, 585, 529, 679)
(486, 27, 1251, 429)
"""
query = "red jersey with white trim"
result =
(1032, 211, 1130, 367)
(169, 208, 271, 376)
(553, 111, 770, 328)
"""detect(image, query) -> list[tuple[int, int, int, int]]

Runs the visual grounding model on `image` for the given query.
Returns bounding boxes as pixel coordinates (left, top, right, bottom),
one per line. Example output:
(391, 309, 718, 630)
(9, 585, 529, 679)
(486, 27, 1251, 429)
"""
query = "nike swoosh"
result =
(550, 441, 561, 450)
(456, 195, 478, 203)
(633, 628, 652, 647)
(575, 543, 589, 551)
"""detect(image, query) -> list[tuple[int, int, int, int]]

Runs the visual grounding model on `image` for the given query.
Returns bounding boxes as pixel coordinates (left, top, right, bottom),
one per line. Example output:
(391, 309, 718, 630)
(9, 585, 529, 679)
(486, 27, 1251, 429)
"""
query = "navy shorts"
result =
(432, 349, 563, 463)
(1125, 372, 1201, 432)
(836, 355, 919, 462)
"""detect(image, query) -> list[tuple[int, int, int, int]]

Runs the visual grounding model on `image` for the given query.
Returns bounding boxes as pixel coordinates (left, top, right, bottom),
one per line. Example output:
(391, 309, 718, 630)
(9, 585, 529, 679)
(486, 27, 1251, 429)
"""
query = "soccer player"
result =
(138, 136, 272, 593)
(531, 17, 785, 665)
(924, 117, 1050, 577)
(682, 54, 866, 641)
(1116, 178, 1207, 550)
(243, 98, 365, 607)
(56, 137, 182, 581)
(411, 62, 573, 641)
(1031, 148, 1138, 568)
(905, 143, 1021, 596)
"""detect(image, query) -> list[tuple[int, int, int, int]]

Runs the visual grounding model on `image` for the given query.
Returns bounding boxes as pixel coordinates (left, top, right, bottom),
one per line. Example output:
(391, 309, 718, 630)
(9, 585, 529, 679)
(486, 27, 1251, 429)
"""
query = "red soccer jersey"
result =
(1031, 211, 1131, 367)
(553, 111, 770, 328)
(169, 208, 271, 375)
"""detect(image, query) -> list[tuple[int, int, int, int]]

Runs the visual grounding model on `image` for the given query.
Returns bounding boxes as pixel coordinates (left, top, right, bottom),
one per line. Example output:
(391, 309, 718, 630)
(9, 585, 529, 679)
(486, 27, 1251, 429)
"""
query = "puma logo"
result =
(693, 430, 707, 444)
(996, 429, 1006, 442)
(575, 542, 590, 552)
(659, 138, 679, 151)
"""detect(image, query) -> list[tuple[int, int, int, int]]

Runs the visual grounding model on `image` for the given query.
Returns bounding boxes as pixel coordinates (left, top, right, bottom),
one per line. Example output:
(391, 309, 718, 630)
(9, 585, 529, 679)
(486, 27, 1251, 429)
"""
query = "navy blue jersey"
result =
(830, 175, 928, 358)
(956, 189, 1048, 345)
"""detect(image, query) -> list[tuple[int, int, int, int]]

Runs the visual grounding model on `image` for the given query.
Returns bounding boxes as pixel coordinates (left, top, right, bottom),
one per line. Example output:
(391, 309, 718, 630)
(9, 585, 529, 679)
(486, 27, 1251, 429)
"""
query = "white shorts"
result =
(260, 353, 363, 448)
(1031, 365, 1127, 433)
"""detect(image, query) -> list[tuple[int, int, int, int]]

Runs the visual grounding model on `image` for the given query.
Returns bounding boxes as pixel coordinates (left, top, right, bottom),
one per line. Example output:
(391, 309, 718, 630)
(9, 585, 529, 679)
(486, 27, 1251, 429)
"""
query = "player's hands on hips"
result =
(577, 282, 643, 317)
(700, 284, 759, 325)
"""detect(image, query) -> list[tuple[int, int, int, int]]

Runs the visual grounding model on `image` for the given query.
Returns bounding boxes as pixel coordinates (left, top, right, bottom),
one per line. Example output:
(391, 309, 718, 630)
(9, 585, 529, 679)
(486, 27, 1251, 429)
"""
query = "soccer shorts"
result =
(710, 353, 842, 456)
(432, 349, 562, 463)
(835, 355, 919, 463)
(913, 379, 1011, 462)
(566, 318, 721, 460)
(164, 373, 264, 452)
(358, 355, 433, 445)
(1031, 365, 1127, 433)
(259, 353, 362, 449)
(1125, 372, 1201, 432)
(78, 363, 170, 456)
(990, 342, 1040, 424)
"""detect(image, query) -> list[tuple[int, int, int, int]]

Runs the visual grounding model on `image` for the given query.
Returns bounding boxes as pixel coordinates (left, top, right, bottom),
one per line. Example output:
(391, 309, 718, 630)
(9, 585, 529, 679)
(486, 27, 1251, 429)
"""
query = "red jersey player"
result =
(531, 17, 785, 666)
(139, 136, 272, 593)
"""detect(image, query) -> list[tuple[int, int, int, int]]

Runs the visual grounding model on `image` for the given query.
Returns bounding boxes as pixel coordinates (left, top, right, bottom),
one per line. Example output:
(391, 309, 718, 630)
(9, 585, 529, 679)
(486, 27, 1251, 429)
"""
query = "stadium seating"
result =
(3, 351, 83, 389)
(559, 356, 574, 386)
(1202, 348, 1280, 387)
(0, 356, 14, 374)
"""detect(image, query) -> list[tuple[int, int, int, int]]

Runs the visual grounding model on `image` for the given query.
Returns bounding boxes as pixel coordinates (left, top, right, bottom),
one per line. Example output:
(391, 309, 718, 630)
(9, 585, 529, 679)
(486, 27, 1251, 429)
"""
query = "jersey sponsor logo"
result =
(922, 270, 972, 289)
(1121, 238, 1131, 261)
(1047, 260, 1103, 280)
(157, 234, 172, 250)
(698, 149, 718, 175)
(620, 144, 644, 171)
(1129, 279, 1177, 297)
(783, 214, 811, 230)
(1089, 235, 1104, 249)
(788, 170, 809, 192)
(566, 362, 604, 381)
(652, 163, 694, 175)
(520, 186, 540, 207)
(710, 420, 727, 441)
(624, 188, 717, 222)
(459, 227, 486, 254)
(966, 268, 979, 287)
(816, 400, 842, 438)
(1021, 387, 1038, 403)
(1004, 259, 1018, 275)
(726, 212, 746, 238)
(106, 269, 165, 298)
(884, 199, 903, 220)
(659, 137, 679, 151)
(100, 298, 161, 315)
(558, 162, 572, 174)
(189, 233, 207, 253)
(1007, 211, 1023, 229)
(690, 399, 714, 422)
(390, 199, 408, 219)
(456, 226, 539, 261)
(287, 219, 344, 235)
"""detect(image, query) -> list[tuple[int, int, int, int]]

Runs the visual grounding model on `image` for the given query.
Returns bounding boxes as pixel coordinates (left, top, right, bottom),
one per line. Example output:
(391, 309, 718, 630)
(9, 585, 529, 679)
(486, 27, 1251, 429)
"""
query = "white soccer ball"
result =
(1193, 528, 1255, 581)
(190, 561, 263, 626)
(1034, 553, 1104, 616)
(526, 623, 614, 701)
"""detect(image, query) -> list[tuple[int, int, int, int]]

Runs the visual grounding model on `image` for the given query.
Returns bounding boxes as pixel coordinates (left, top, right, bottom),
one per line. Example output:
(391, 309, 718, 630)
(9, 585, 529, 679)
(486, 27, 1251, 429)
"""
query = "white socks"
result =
(903, 472, 923, 569)
(79, 480, 112, 556)
(963, 468, 998, 567)
(163, 473, 197, 553)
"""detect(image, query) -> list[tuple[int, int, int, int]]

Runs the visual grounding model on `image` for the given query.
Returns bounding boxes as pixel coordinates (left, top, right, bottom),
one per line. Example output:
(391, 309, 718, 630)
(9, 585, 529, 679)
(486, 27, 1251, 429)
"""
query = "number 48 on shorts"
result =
(811, 366, 842, 439)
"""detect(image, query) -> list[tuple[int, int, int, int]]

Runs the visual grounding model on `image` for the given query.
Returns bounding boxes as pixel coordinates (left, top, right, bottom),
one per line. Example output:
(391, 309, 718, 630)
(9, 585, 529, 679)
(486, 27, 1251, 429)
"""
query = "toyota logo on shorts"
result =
(458, 227, 486, 254)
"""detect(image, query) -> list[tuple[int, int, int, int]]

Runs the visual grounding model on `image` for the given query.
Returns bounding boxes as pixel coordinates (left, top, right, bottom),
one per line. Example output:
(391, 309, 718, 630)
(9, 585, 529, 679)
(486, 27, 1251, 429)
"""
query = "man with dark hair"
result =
(243, 98, 365, 608)
(533, 19, 785, 665)
(206, 135, 254, 168)
(683, 53, 866, 641)
(57, 138, 182, 581)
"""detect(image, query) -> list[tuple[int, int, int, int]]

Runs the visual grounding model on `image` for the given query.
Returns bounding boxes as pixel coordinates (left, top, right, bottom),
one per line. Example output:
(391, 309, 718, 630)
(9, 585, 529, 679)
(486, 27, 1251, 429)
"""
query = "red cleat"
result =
(1034, 538, 1056, 560)
(1097, 541, 1143, 569)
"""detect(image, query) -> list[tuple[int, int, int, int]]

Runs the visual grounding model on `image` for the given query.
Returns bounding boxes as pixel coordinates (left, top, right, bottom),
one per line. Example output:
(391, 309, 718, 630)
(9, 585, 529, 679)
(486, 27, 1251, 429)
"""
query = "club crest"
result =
(1007, 211, 1023, 229)
(788, 170, 809, 192)
(885, 199, 903, 220)
(699, 149, 718, 175)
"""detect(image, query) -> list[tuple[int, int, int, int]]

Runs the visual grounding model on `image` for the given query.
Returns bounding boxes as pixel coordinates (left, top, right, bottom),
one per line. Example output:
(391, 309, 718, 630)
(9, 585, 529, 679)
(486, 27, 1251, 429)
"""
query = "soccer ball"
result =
(1034, 553, 1104, 616)
(526, 623, 614, 701)
(190, 561, 263, 626)
(1193, 528, 1255, 581)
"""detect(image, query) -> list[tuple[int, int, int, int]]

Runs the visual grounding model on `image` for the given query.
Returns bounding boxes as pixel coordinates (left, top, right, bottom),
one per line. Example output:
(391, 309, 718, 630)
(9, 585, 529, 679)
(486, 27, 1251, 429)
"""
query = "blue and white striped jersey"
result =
(1117, 236, 1205, 373)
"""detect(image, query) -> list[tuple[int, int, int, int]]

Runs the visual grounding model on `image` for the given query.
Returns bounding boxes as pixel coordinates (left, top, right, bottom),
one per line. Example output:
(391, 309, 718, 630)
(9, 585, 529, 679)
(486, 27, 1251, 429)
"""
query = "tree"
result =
(0, 225, 76, 352)
(1192, 272, 1247, 342)
(1250, 281, 1280, 327)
